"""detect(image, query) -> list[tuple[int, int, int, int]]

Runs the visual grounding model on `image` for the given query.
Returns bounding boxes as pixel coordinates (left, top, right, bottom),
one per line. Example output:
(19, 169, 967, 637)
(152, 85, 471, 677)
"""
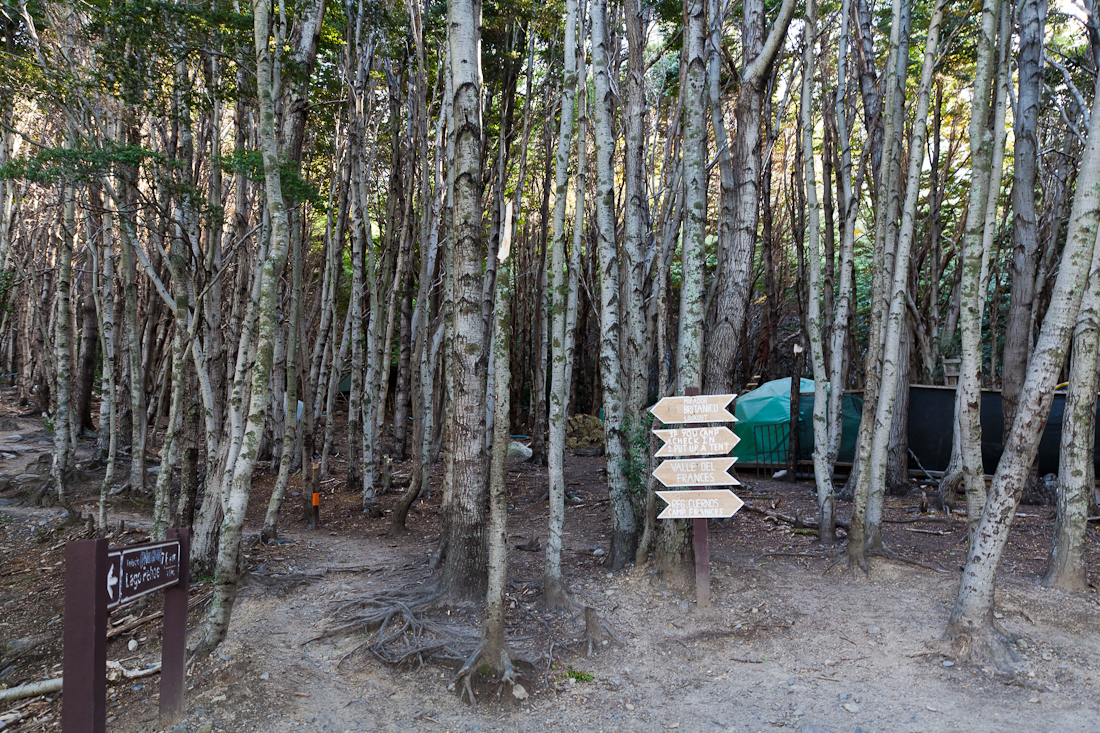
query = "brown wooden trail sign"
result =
(106, 539, 182, 609)
(649, 394, 737, 424)
(653, 426, 740, 457)
(64, 529, 190, 733)
(652, 457, 739, 487)
(656, 489, 745, 519)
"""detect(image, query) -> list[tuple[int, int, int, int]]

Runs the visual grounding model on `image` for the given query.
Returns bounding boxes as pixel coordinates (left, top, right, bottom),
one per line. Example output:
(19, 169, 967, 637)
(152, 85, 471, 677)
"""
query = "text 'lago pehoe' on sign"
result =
(106, 539, 182, 610)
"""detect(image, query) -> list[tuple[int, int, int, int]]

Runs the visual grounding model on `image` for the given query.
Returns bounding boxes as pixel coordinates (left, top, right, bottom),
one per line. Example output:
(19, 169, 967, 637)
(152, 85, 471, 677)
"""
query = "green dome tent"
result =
(733, 378, 862, 465)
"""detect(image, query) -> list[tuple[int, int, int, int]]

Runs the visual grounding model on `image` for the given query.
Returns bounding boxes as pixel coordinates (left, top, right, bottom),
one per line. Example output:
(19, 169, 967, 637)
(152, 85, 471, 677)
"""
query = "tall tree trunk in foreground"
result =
(456, 206, 518, 696)
(944, 65, 1100, 670)
(823, 0, 857, 520)
(863, 0, 945, 551)
(847, 0, 905, 568)
(1043, 254, 1100, 592)
(591, 0, 636, 569)
(545, 0, 581, 607)
(656, 0, 707, 586)
(800, 1, 833, 540)
(702, 0, 797, 394)
(263, 226, 302, 538)
(955, 0, 1003, 543)
(197, 0, 293, 653)
(440, 0, 489, 599)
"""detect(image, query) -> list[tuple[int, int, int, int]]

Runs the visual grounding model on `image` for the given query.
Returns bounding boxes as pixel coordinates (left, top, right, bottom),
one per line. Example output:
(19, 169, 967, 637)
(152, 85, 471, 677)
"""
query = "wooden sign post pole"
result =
(684, 386, 710, 608)
(160, 528, 190, 724)
(63, 539, 108, 733)
(63, 530, 190, 733)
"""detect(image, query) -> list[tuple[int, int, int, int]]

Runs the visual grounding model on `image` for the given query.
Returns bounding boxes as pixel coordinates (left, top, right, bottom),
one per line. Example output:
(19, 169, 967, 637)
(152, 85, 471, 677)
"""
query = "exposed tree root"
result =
(866, 544, 947, 573)
(309, 590, 483, 668)
(541, 576, 580, 612)
(820, 548, 858, 576)
(822, 542, 946, 575)
(453, 640, 523, 708)
(935, 619, 1021, 675)
(576, 605, 626, 657)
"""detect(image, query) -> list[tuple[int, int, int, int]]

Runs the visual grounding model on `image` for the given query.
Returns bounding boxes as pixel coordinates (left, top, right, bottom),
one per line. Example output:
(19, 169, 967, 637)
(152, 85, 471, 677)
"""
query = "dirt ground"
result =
(2, 399, 1100, 733)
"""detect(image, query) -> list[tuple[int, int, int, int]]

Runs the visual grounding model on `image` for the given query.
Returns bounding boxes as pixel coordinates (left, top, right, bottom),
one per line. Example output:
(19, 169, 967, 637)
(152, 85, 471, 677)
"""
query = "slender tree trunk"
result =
(1043, 247, 1100, 591)
(545, 0, 582, 607)
(1002, 0, 1045, 435)
(197, 0, 293, 653)
(263, 220, 302, 538)
(800, 1, 834, 545)
(826, 0, 858, 493)
(956, 0, 1004, 544)
(944, 64, 1100, 670)
(591, 0, 636, 570)
(440, 0, 489, 599)
(51, 182, 75, 506)
(847, 0, 905, 567)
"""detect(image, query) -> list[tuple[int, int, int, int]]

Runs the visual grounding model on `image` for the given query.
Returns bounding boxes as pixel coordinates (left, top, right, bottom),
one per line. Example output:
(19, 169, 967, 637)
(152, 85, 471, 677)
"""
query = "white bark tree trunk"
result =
(545, 0, 582, 607)
(799, 0, 834, 544)
(956, 0, 1004, 543)
(1043, 240, 1100, 591)
(591, 0, 636, 569)
(944, 68, 1100, 670)
(197, 0, 293, 653)
(440, 0, 489, 598)
(864, 0, 945, 550)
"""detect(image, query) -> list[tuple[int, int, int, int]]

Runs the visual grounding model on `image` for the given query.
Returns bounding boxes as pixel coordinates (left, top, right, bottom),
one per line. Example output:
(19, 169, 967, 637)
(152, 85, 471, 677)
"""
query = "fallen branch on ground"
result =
(106, 661, 160, 681)
(742, 502, 850, 530)
(108, 590, 212, 639)
(0, 679, 62, 706)
(0, 661, 160, 706)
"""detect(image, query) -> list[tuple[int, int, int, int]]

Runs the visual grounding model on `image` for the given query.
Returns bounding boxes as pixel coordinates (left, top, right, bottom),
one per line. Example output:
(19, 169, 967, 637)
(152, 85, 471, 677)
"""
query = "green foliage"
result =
(82, 0, 251, 110)
(217, 149, 326, 208)
(0, 270, 15, 314)
(0, 140, 173, 184)
(557, 666, 595, 683)
(619, 414, 652, 498)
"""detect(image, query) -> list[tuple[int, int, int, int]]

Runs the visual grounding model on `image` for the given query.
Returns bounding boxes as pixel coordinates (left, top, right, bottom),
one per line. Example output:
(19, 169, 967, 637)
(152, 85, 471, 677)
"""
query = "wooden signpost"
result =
(649, 394, 736, 424)
(650, 390, 743, 608)
(653, 426, 739, 458)
(64, 528, 190, 733)
(652, 457, 738, 487)
(656, 489, 745, 519)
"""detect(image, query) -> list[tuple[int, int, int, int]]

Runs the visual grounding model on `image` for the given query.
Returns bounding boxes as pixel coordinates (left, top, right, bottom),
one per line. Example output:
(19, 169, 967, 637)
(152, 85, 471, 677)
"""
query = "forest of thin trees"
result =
(2, 0, 1099, 676)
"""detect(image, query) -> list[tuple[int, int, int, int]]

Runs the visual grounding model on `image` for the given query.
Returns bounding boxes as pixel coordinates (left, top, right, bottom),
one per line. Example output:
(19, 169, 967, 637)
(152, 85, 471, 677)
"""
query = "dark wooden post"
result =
(160, 527, 190, 724)
(685, 386, 711, 608)
(63, 538, 107, 733)
(787, 343, 804, 481)
(310, 490, 320, 528)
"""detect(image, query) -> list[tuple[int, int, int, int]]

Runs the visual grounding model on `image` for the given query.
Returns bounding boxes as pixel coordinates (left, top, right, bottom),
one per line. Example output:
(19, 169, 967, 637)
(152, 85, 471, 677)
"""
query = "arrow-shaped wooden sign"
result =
(653, 426, 740, 457)
(652, 457, 739, 487)
(649, 394, 737, 424)
(657, 489, 745, 519)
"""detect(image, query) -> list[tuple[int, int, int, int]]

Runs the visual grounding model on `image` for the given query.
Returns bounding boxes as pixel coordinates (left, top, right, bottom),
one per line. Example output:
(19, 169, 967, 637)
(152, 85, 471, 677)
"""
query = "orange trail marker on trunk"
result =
(653, 426, 740, 457)
(649, 394, 736, 424)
